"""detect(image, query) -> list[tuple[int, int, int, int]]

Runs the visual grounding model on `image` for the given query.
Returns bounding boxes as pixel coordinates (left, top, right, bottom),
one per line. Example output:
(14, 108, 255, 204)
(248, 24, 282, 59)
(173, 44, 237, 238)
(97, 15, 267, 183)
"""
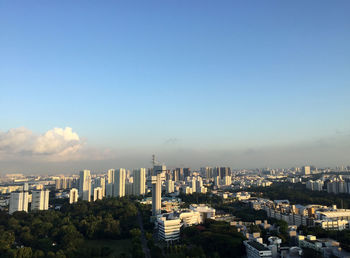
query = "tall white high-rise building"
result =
(223, 175, 232, 186)
(94, 177, 106, 197)
(79, 170, 91, 202)
(214, 176, 220, 187)
(93, 187, 103, 201)
(200, 167, 212, 179)
(152, 165, 166, 216)
(107, 169, 115, 184)
(9, 192, 29, 214)
(32, 190, 50, 211)
(69, 188, 79, 204)
(125, 182, 134, 195)
(302, 166, 311, 175)
(191, 177, 197, 193)
(113, 168, 126, 197)
(133, 168, 146, 196)
(196, 177, 203, 190)
(166, 180, 175, 194)
(106, 169, 114, 197)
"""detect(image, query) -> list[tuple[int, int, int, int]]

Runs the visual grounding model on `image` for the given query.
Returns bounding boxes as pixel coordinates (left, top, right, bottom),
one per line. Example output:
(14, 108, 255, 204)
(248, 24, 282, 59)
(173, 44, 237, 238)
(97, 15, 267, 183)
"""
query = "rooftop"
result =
(245, 241, 270, 251)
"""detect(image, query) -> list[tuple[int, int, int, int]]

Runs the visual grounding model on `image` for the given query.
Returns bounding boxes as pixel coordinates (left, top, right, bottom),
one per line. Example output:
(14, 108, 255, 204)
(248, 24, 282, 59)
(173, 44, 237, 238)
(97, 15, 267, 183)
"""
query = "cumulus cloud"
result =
(0, 127, 84, 161)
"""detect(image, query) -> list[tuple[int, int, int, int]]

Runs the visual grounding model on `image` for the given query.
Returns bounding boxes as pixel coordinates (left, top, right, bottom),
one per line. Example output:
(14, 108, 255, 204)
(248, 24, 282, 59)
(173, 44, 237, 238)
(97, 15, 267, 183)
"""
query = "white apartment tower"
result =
(133, 168, 146, 196)
(302, 166, 311, 175)
(94, 177, 106, 197)
(9, 192, 29, 214)
(31, 190, 50, 211)
(107, 169, 115, 184)
(152, 165, 166, 216)
(79, 170, 92, 201)
(113, 168, 126, 197)
(93, 187, 103, 201)
(166, 180, 175, 194)
(191, 177, 197, 193)
(69, 188, 79, 204)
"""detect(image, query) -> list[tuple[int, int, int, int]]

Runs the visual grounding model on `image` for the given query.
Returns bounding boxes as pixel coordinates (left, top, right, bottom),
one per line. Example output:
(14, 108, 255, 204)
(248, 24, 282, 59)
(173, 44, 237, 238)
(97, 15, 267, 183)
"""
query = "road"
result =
(137, 212, 151, 258)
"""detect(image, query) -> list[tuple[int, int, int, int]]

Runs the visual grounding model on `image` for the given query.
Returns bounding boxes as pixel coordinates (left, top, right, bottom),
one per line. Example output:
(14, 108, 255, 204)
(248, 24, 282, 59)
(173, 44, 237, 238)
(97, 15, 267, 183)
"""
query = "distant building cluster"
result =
(305, 175, 350, 195)
(247, 198, 350, 231)
(9, 189, 50, 214)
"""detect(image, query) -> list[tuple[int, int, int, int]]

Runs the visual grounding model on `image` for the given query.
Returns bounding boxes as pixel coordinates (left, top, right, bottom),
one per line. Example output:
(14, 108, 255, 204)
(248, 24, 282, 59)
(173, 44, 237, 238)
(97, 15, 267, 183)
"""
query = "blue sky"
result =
(1, 1, 350, 171)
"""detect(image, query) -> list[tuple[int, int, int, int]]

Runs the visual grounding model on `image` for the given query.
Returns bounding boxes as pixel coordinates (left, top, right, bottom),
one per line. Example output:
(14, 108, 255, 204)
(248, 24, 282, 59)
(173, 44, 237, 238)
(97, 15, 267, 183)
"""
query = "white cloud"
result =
(0, 127, 84, 161)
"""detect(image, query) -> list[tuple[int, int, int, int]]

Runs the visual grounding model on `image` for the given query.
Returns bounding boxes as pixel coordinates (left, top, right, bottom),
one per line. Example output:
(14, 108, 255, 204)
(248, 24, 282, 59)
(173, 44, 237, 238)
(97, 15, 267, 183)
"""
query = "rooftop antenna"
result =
(152, 154, 157, 166)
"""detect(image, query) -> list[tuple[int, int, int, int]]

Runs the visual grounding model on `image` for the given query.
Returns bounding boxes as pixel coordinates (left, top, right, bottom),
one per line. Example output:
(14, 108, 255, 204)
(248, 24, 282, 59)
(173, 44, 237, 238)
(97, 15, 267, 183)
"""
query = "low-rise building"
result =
(244, 240, 273, 258)
(157, 213, 182, 243)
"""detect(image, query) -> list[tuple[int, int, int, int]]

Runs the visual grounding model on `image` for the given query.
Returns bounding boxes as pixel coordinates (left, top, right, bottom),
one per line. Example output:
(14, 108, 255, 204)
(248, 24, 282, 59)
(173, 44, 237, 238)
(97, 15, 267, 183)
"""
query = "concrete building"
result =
(244, 240, 272, 258)
(152, 165, 166, 216)
(316, 210, 350, 221)
(32, 190, 50, 211)
(9, 191, 29, 214)
(302, 166, 311, 175)
(107, 169, 115, 184)
(166, 180, 175, 194)
(79, 170, 91, 202)
(196, 177, 203, 190)
(113, 168, 126, 197)
(214, 176, 220, 187)
(183, 168, 191, 178)
(223, 175, 232, 186)
(94, 177, 106, 197)
(191, 177, 196, 193)
(106, 183, 113, 197)
(133, 168, 146, 196)
(189, 204, 216, 223)
(314, 220, 349, 230)
(125, 182, 134, 195)
(184, 186, 193, 194)
(69, 188, 78, 204)
(157, 213, 182, 243)
(220, 167, 231, 179)
(179, 210, 200, 226)
(200, 167, 212, 179)
(306, 180, 324, 191)
(175, 168, 184, 181)
(93, 187, 103, 201)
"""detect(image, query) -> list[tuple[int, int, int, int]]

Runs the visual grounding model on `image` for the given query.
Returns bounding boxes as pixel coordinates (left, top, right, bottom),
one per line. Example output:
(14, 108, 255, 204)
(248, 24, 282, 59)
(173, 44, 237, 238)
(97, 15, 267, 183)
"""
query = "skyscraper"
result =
(31, 190, 50, 211)
(173, 169, 179, 182)
(175, 168, 184, 181)
(93, 187, 103, 201)
(69, 188, 78, 204)
(9, 191, 29, 214)
(107, 169, 115, 184)
(183, 168, 191, 178)
(200, 167, 212, 179)
(302, 166, 311, 175)
(220, 167, 231, 179)
(166, 180, 175, 194)
(79, 170, 91, 202)
(152, 165, 166, 216)
(113, 168, 126, 197)
(133, 168, 146, 196)
(191, 177, 197, 193)
(94, 177, 106, 197)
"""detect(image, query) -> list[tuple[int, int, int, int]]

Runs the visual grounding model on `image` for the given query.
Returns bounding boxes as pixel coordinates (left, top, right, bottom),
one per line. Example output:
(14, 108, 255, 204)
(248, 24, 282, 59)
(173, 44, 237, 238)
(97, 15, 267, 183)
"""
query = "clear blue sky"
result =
(1, 1, 350, 171)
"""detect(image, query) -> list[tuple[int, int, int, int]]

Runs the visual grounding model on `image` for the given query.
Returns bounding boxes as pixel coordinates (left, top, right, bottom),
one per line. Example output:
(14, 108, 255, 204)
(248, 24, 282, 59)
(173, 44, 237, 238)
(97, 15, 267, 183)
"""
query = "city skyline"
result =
(1, 1, 350, 173)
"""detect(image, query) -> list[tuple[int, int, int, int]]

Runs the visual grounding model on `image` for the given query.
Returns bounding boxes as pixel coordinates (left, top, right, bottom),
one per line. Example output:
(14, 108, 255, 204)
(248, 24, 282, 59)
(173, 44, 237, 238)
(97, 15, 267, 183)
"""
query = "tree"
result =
(15, 247, 33, 258)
